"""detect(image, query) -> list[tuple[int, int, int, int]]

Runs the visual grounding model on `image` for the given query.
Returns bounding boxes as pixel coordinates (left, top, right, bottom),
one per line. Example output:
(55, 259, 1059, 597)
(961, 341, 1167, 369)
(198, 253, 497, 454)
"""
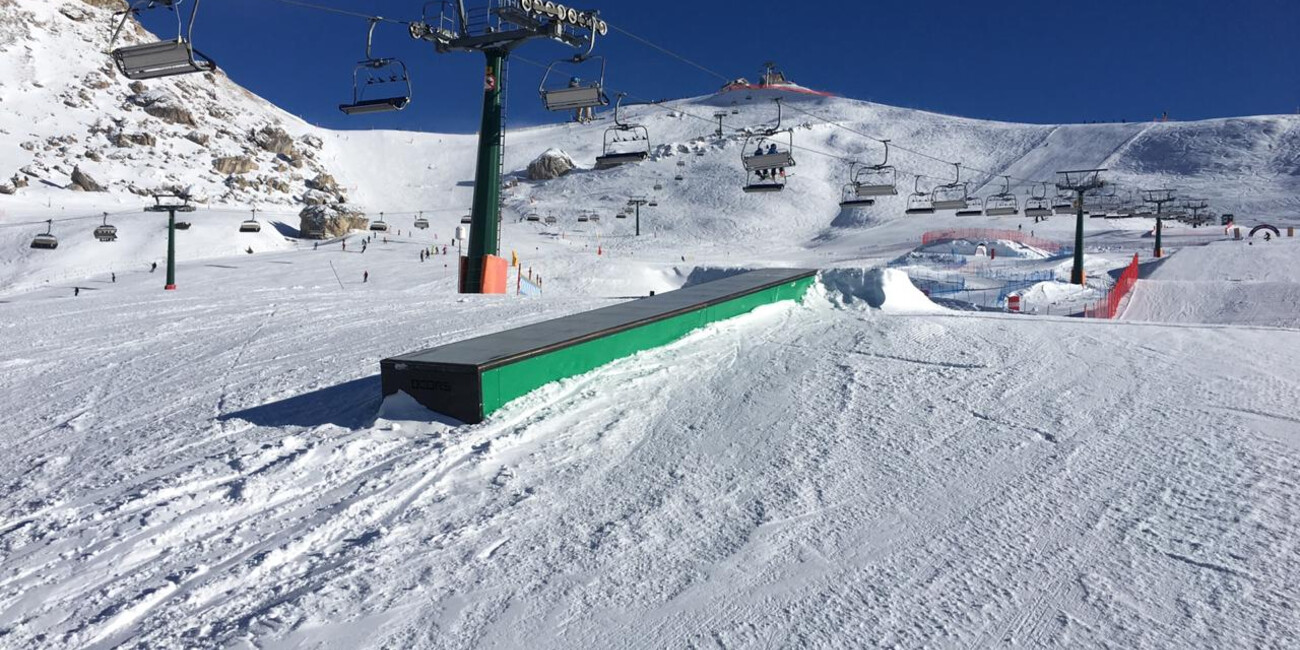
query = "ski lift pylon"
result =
(108, 0, 217, 80)
(340, 19, 412, 115)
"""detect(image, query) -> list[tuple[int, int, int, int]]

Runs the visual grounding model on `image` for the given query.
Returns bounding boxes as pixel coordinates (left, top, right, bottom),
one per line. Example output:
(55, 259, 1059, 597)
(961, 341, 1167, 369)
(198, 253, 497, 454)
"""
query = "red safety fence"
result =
(921, 229, 1063, 253)
(1083, 253, 1140, 319)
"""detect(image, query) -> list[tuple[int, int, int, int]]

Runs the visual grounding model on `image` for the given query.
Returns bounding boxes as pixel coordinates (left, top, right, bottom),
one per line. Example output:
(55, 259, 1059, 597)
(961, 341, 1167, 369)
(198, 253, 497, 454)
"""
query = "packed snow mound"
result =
(819, 267, 945, 312)
(526, 149, 576, 180)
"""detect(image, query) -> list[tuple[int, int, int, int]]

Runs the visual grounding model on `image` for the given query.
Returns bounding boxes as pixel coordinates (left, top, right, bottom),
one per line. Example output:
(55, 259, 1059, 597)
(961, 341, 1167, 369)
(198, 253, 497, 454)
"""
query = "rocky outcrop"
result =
(252, 126, 295, 156)
(110, 131, 156, 147)
(527, 148, 576, 180)
(214, 156, 258, 175)
(69, 166, 106, 192)
(298, 203, 368, 239)
(185, 131, 209, 147)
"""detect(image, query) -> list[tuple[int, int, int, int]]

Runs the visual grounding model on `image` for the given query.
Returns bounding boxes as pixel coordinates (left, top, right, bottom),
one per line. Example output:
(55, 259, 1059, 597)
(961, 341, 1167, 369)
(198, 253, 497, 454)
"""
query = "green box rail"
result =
(381, 268, 817, 424)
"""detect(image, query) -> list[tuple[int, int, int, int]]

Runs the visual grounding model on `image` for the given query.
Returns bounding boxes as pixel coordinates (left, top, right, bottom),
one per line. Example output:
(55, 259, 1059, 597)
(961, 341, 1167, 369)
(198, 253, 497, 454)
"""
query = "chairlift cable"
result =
(268, 0, 411, 26)
(604, 23, 732, 83)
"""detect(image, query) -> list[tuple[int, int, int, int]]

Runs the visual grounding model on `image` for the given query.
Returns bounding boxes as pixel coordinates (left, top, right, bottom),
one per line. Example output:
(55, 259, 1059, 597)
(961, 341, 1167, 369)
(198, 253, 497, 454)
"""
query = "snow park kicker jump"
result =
(381, 268, 817, 423)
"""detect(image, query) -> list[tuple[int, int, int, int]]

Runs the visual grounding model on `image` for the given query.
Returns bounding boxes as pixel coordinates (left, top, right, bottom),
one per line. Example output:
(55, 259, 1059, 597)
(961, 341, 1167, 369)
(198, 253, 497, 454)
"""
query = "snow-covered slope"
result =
(3, 4, 1300, 649)
(2, 236, 1299, 648)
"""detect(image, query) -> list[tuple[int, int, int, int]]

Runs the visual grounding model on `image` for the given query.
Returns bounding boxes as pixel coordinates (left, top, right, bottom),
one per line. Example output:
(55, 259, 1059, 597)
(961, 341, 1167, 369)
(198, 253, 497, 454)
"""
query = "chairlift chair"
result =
(239, 220, 261, 233)
(648, 200, 658, 207)
(539, 55, 609, 112)
(595, 94, 650, 169)
(653, 183, 663, 191)
(544, 215, 558, 225)
(108, 0, 217, 80)
(459, 215, 472, 225)
(955, 197, 985, 217)
(931, 163, 969, 211)
(615, 212, 627, 219)
(1053, 191, 1075, 215)
(30, 220, 58, 250)
(904, 177, 936, 215)
(414, 212, 430, 229)
(339, 20, 412, 115)
(1024, 182, 1052, 218)
(370, 213, 391, 232)
(577, 215, 589, 223)
(854, 140, 899, 197)
(525, 213, 541, 222)
(674, 174, 684, 181)
(983, 176, 1020, 216)
(94, 213, 118, 242)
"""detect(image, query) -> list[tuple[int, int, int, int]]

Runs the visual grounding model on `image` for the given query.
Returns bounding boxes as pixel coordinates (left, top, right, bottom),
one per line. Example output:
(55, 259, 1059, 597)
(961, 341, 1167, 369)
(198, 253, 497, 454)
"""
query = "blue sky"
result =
(143, 0, 1299, 133)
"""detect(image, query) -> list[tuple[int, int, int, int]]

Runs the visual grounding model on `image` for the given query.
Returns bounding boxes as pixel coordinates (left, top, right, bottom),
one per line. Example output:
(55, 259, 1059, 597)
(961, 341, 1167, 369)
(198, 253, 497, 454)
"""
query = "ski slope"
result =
(2, 241, 1299, 647)
(1123, 236, 1300, 327)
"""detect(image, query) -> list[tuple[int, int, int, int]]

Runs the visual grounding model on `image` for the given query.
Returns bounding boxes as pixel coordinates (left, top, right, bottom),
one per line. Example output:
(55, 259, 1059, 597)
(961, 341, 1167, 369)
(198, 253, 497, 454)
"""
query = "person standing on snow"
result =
(150, 262, 157, 273)
(74, 287, 80, 297)
(363, 271, 369, 283)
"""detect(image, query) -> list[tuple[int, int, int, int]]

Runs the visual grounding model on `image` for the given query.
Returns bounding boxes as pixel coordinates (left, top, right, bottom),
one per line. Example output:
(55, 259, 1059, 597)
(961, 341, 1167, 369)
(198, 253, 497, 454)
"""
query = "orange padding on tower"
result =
(481, 255, 509, 294)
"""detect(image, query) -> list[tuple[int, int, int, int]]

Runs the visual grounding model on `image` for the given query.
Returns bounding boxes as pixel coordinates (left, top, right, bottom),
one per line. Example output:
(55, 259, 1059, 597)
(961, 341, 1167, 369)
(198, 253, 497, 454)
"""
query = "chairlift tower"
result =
(1184, 198, 1209, 227)
(1143, 189, 1176, 258)
(626, 196, 649, 236)
(144, 192, 196, 290)
(410, 0, 608, 293)
(1056, 169, 1106, 285)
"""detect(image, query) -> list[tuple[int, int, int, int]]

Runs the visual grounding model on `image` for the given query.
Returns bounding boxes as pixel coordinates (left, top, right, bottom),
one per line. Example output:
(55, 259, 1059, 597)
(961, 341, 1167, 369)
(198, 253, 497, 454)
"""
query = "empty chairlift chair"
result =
(240, 209, 261, 233)
(414, 212, 430, 229)
(1053, 192, 1075, 215)
(595, 94, 650, 169)
(460, 214, 473, 225)
(31, 220, 58, 250)
(108, 0, 217, 80)
(370, 213, 391, 232)
(839, 141, 899, 208)
(1024, 182, 1053, 218)
(905, 177, 936, 215)
(983, 176, 1020, 216)
(93, 213, 118, 242)
(955, 197, 984, 217)
(340, 20, 412, 115)
(931, 163, 972, 211)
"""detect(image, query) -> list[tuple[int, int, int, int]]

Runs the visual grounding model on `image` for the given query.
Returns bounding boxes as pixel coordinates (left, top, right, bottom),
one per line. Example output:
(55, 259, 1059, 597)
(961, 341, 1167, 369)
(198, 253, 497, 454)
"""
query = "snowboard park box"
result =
(381, 268, 818, 423)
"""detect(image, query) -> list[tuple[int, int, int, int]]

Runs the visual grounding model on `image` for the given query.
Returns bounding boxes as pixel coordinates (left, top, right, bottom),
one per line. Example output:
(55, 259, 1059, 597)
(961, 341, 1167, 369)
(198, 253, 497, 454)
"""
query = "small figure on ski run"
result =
(363, 271, 369, 283)
(313, 242, 318, 250)
(73, 287, 79, 297)
(111, 272, 116, 283)
(150, 262, 157, 273)
(1264, 232, 1272, 242)
(342, 240, 347, 251)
